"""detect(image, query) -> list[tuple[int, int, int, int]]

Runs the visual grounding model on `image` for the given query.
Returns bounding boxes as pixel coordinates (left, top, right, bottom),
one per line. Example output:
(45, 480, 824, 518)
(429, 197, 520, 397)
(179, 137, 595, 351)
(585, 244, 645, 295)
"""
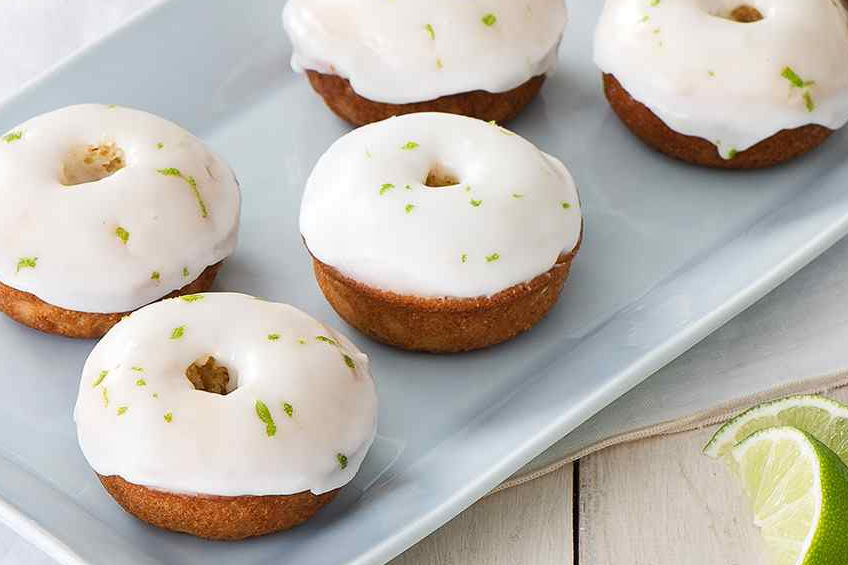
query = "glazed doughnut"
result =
(283, 0, 567, 126)
(74, 293, 378, 540)
(300, 112, 583, 353)
(0, 105, 240, 338)
(594, 0, 848, 168)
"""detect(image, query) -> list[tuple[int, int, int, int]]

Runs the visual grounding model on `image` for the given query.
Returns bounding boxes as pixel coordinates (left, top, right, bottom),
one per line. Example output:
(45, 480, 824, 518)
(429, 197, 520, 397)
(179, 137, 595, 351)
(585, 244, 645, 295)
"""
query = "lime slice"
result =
(704, 395, 848, 461)
(732, 427, 848, 565)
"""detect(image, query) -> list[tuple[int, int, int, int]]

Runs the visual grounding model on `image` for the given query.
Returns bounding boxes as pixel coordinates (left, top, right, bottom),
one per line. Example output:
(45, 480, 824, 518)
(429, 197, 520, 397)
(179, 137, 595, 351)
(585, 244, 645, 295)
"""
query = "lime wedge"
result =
(732, 427, 848, 565)
(704, 395, 848, 461)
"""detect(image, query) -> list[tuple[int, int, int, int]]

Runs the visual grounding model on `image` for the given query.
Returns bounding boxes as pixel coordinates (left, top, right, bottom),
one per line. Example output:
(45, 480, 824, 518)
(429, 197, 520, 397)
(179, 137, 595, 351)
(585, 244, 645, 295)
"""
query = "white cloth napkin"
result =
(4, 2, 848, 563)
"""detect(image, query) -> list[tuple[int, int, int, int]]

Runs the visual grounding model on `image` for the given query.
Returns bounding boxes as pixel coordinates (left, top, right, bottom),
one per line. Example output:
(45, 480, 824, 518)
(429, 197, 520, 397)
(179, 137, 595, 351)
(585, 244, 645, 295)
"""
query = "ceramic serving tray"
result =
(2, 1, 848, 564)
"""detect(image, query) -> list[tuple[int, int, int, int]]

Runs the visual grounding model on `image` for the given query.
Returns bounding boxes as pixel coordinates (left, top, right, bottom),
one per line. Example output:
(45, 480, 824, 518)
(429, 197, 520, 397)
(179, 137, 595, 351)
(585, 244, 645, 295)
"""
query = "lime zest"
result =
(512, 193, 525, 199)
(180, 294, 204, 302)
(337, 453, 349, 470)
(16, 257, 37, 273)
(401, 141, 419, 150)
(255, 400, 277, 437)
(425, 23, 435, 40)
(117, 406, 128, 416)
(316, 335, 339, 346)
(561, 201, 571, 210)
(486, 253, 501, 263)
(781, 66, 805, 88)
(804, 91, 815, 113)
(92, 370, 109, 388)
(164, 412, 173, 423)
(150, 271, 160, 281)
(405, 204, 416, 214)
(343, 354, 356, 369)
(131, 366, 144, 372)
(182, 267, 190, 278)
(379, 183, 395, 195)
(649, 0, 660, 6)
(283, 402, 294, 418)
(469, 198, 483, 207)
(2, 130, 23, 143)
(156, 142, 164, 149)
(461, 253, 468, 263)
(170, 326, 185, 340)
(102, 387, 109, 407)
(268, 333, 281, 341)
(157, 167, 209, 218)
(135, 378, 147, 386)
(115, 227, 130, 245)
(482, 13, 497, 26)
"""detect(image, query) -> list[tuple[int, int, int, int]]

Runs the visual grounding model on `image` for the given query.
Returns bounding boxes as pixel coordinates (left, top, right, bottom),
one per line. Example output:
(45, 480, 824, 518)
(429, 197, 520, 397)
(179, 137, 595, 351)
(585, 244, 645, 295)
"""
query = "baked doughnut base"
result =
(98, 474, 339, 541)
(0, 262, 223, 339)
(312, 235, 582, 354)
(306, 71, 546, 127)
(602, 74, 834, 169)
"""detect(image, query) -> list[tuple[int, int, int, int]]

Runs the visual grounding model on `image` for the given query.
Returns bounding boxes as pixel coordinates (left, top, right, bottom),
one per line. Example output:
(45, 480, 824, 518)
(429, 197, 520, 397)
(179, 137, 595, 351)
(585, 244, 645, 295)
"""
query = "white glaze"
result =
(74, 293, 378, 497)
(300, 112, 582, 299)
(283, 0, 568, 105)
(0, 105, 240, 313)
(594, 0, 848, 157)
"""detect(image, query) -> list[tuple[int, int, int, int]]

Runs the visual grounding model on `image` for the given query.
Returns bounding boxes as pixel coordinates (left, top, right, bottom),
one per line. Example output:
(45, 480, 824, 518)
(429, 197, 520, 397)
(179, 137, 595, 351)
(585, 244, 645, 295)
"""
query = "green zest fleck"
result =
(436, 58, 444, 70)
(117, 406, 129, 416)
(268, 333, 281, 341)
(92, 370, 109, 388)
(781, 66, 805, 88)
(2, 130, 22, 143)
(425, 23, 436, 40)
(255, 400, 277, 437)
(298, 338, 307, 345)
(102, 387, 109, 407)
(401, 141, 419, 150)
(115, 227, 130, 245)
(512, 193, 525, 199)
(708, 70, 715, 77)
(156, 142, 164, 149)
(337, 453, 349, 470)
(136, 379, 147, 386)
(16, 257, 37, 274)
(164, 412, 173, 423)
(151, 271, 160, 281)
(157, 167, 209, 218)
(343, 354, 356, 369)
(561, 201, 571, 210)
(152, 393, 159, 399)
(182, 267, 190, 278)
(804, 91, 815, 112)
(649, 0, 660, 6)
(470, 198, 482, 207)
(639, 15, 650, 23)
(461, 253, 468, 263)
(180, 294, 204, 302)
(405, 204, 415, 214)
(316, 335, 339, 346)
(728, 148, 739, 160)
(379, 183, 395, 195)
(405, 184, 412, 190)
(131, 366, 144, 372)
(482, 13, 497, 26)
(486, 253, 501, 263)
(283, 402, 294, 418)
(170, 326, 185, 340)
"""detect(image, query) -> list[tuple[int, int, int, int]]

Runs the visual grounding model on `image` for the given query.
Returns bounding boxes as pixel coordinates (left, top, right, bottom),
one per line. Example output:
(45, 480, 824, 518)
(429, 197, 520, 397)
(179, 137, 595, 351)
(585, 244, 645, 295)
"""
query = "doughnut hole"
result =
(730, 5, 764, 22)
(424, 164, 460, 188)
(185, 356, 231, 395)
(60, 141, 126, 186)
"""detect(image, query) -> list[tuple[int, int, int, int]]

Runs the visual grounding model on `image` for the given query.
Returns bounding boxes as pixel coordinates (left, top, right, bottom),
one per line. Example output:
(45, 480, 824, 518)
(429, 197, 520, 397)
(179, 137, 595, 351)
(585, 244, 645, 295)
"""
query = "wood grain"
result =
(391, 465, 574, 565)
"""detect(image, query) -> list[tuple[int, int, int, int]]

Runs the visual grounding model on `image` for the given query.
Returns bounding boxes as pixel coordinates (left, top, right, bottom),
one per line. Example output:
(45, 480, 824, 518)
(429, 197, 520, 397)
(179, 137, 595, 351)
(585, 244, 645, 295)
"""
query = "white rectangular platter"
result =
(2, 1, 848, 564)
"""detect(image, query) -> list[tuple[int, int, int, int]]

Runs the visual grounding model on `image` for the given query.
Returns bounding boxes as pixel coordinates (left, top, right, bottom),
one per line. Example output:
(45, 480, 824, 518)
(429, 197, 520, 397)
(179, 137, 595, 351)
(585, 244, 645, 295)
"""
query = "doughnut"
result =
(300, 112, 583, 353)
(594, 0, 848, 169)
(0, 105, 240, 338)
(282, 0, 567, 126)
(74, 293, 378, 540)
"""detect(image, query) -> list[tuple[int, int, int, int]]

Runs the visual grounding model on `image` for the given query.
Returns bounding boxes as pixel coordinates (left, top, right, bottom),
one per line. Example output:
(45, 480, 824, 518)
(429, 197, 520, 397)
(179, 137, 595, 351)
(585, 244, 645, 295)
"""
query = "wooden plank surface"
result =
(391, 464, 574, 565)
